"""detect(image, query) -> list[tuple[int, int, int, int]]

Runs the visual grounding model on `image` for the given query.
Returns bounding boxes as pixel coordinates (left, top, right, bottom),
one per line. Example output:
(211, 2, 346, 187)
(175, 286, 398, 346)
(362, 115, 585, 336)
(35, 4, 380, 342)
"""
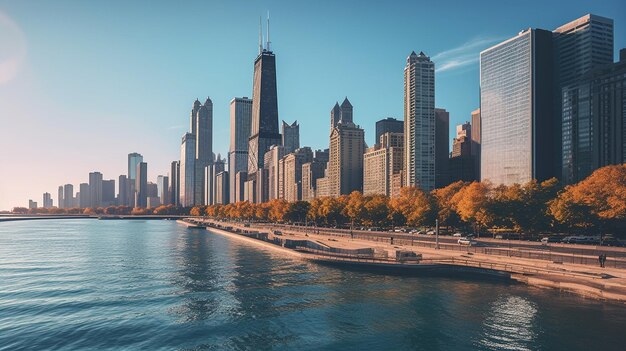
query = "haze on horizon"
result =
(1, 0, 625, 210)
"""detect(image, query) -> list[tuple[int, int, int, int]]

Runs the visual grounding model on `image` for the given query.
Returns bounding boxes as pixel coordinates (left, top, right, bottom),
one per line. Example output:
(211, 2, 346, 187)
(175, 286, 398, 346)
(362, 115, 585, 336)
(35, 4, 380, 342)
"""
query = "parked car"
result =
(453, 232, 463, 237)
(426, 230, 436, 235)
(562, 236, 601, 245)
(458, 238, 477, 246)
(541, 236, 561, 245)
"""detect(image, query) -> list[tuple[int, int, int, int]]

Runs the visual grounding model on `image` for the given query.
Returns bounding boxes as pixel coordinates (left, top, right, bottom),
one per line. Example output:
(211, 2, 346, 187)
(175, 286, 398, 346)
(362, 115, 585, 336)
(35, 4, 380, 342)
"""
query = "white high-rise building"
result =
(404, 51, 435, 191)
(228, 97, 252, 204)
(180, 133, 196, 207)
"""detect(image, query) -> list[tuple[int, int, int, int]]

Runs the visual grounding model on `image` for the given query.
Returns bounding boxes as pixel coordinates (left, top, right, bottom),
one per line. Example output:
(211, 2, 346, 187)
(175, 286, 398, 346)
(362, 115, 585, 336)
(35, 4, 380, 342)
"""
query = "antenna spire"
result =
(266, 11, 271, 52)
(258, 16, 263, 54)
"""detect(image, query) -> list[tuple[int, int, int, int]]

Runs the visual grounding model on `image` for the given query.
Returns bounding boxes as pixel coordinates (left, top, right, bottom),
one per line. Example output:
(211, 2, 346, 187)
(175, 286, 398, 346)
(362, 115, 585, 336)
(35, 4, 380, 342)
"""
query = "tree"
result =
(12, 207, 28, 214)
(190, 206, 205, 217)
(389, 187, 434, 227)
(284, 201, 310, 223)
(343, 191, 366, 228)
(432, 181, 466, 228)
(452, 181, 492, 234)
(363, 195, 390, 227)
(550, 165, 626, 233)
(319, 196, 346, 226)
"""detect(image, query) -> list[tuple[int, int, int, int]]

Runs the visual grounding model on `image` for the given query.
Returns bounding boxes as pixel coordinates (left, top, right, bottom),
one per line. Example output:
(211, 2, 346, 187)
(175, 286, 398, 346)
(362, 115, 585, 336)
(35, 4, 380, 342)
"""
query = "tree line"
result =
(13, 165, 626, 236)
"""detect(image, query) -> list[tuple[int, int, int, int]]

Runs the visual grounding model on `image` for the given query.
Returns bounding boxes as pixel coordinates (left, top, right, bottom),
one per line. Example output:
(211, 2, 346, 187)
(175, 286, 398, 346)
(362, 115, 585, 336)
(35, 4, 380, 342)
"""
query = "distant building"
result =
(283, 147, 313, 202)
(215, 171, 229, 205)
(435, 108, 450, 188)
(169, 161, 180, 206)
(228, 97, 252, 204)
(89, 172, 103, 208)
(79, 183, 90, 208)
(244, 178, 256, 203)
(135, 162, 148, 208)
(234, 171, 247, 203)
(180, 133, 196, 207)
(57, 186, 64, 209)
(43, 192, 52, 208)
(325, 98, 365, 196)
(375, 117, 403, 146)
(157, 175, 169, 206)
(255, 168, 269, 203)
(128, 153, 143, 181)
(146, 181, 158, 199)
(363, 132, 404, 196)
(102, 179, 115, 206)
(147, 197, 161, 208)
(404, 51, 435, 191)
(480, 28, 554, 185)
(63, 184, 74, 209)
(301, 149, 329, 201)
(194, 97, 214, 206)
(450, 122, 475, 183)
(118, 175, 129, 207)
(282, 120, 300, 154)
(263, 145, 285, 200)
(471, 109, 481, 181)
(205, 155, 225, 205)
(28, 200, 37, 209)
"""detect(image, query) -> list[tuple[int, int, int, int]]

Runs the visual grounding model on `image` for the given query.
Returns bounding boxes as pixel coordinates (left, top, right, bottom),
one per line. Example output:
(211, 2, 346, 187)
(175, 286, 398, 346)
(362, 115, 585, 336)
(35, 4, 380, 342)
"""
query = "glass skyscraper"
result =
(480, 29, 554, 185)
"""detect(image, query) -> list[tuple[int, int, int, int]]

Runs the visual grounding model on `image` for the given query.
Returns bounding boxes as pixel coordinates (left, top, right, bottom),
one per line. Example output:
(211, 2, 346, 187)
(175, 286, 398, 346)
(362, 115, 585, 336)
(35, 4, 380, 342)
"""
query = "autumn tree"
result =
(389, 186, 434, 227)
(284, 201, 310, 223)
(432, 181, 467, 228)
(343, 191, 366, 228)
(451, 181, 492, 235)
(363, 195, 390, 227)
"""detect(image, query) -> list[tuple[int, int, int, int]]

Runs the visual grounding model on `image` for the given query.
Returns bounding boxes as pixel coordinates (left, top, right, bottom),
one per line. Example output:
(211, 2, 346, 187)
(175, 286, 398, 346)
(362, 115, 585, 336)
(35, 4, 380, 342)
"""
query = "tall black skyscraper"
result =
(248, 16, 281, 177)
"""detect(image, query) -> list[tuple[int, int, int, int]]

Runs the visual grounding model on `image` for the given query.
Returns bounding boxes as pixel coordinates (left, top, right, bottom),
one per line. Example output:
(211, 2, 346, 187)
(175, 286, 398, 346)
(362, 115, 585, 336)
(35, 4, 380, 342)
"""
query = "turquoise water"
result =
(1, 220, 625, 351)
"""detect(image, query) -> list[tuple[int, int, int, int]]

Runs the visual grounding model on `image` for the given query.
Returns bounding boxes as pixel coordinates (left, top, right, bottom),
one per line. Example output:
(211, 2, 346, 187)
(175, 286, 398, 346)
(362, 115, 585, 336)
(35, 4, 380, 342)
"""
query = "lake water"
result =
(1, 219, 625, 350)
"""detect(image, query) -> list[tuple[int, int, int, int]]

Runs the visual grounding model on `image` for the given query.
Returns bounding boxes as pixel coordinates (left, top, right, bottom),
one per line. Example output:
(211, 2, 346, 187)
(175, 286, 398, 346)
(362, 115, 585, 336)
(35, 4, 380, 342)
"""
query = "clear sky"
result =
(1, 0, 624, 210)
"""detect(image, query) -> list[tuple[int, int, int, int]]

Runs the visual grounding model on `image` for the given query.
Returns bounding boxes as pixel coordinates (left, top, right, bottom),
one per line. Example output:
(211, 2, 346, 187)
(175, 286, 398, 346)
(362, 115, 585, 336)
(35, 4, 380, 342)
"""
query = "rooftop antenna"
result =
(266, 11, 271, 52)
(258, 16, 263, 54)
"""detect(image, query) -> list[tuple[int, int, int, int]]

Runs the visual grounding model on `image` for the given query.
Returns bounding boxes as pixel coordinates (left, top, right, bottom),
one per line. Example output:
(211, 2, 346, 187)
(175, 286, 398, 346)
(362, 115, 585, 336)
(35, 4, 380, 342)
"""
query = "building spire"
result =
(258, 16, 263, 54)
(266, 11, 271, 52)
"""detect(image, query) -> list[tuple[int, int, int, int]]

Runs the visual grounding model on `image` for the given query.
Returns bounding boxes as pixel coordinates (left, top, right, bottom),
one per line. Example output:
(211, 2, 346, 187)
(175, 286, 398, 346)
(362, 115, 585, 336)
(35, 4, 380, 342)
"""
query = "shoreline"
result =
(195, 219, 626, 304)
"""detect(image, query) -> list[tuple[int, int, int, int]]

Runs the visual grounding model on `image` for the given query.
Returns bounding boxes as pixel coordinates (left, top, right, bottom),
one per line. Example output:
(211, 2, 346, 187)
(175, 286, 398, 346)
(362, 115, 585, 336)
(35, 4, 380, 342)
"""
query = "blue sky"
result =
(0, 0, 624, 209)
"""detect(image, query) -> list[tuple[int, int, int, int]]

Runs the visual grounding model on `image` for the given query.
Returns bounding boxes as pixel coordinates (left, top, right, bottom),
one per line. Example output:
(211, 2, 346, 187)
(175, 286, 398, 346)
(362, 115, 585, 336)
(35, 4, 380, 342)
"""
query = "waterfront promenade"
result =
(191, 219, 626, 303)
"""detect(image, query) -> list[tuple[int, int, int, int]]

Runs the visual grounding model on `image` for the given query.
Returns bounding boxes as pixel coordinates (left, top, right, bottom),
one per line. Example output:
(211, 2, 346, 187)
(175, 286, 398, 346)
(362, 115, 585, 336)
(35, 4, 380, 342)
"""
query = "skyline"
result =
(1, 1, 626, 210)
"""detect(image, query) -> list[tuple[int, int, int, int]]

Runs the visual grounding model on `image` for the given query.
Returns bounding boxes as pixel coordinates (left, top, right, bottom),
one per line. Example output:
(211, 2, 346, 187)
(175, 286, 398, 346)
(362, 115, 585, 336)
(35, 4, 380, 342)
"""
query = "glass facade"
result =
(480, 32, 533, 185)
(180, 133, 196, 207)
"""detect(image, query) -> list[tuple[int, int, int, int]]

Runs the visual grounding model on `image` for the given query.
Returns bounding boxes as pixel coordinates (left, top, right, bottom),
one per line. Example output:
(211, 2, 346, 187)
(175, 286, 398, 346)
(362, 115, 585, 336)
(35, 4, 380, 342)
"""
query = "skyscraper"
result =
(205, 155, 225, 205)
(128, 153, 143, 181)
(375, 117, 403, 146)
(435, 108, 450, 188)
(480, 28, 554, 185)
(57, 186, 64, 209)
(102, 180, 115, 206)
(404, 51, 435, 191)
(556, 15, 616, 183)
(79, 183, 90, 208)
(170, 161, 180, 206)
(325, 99, 365, 196)
(263, 145, 285, 200)
(43, 192, 52, 208)
(283, 147, 313, 202)
(450, 122, 475, 183)
(282, 120, 299, 154)
(135, 162, 148, 208)
(180, 133, 196, 207)
(215, 171, 229, 205)
(363, 132, 404, 196)
(248, 18, 281, 178)
(562, 49, 625, 184)
(63, 184, 74, 209)
(118, 175, 128, 207)
(195, 97, 213, 205)
(157, 175, 169, 206)
(89, 172, 103, 208)
(228, 97, 252, 204)
(471, 108, 481, 181)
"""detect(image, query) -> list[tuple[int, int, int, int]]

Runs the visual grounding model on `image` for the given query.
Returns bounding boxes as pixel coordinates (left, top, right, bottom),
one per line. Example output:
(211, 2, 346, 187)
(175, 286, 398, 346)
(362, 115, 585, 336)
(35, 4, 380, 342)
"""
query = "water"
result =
(1, 220, 625, 351)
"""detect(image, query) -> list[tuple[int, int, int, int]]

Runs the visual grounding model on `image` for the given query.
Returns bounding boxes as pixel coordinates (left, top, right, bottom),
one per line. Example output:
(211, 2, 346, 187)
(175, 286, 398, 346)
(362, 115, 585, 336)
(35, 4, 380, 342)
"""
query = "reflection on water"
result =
(0, 220, 625, 351)
(478, 296, 538, 350)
